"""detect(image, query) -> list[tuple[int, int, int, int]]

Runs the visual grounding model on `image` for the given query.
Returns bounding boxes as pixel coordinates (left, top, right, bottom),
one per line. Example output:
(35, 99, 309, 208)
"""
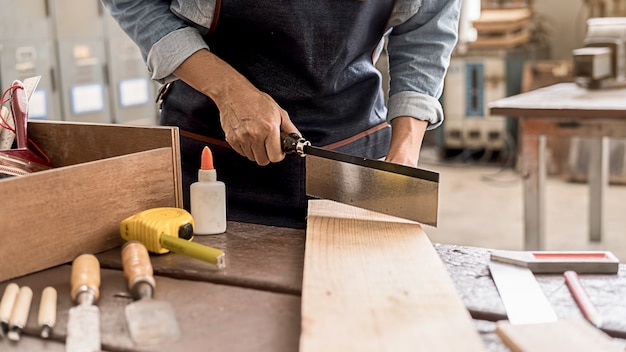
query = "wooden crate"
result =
(0, 121, 182, 282)
(470, 8, 532, 49)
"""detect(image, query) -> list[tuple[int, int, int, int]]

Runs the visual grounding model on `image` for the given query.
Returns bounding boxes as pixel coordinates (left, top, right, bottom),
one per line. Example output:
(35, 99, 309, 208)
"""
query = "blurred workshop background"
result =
(1, 0, 626, 260)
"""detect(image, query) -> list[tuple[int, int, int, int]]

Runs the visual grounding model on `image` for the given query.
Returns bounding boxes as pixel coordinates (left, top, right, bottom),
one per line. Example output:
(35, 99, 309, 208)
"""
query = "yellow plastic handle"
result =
(122, 241, 156, 292)
(70, 254, 101, 303)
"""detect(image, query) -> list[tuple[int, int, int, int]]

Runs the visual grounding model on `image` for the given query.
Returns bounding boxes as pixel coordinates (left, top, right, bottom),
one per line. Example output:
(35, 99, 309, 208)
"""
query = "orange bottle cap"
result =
(200, 146, 214, 170)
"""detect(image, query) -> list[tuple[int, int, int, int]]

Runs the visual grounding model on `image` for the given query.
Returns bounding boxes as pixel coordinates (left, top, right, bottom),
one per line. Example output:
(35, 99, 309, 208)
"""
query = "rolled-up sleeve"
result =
(387, 0, 461, 129)
(100, 0, 215, 83)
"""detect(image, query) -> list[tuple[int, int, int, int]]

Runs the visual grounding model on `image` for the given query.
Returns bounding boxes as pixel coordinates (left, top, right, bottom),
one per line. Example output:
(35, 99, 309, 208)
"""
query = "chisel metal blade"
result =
(283, 133, 439, 226)
(66, 254, 101, 352)
(489, 261, 558, 325)
(122, 241, 181, 346)
(125, 299, 181, 345)
(66, 305, 100, 352)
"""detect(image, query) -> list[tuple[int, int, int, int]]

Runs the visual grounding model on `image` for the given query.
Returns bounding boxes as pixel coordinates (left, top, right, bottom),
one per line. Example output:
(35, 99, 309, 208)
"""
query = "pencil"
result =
(564, 270, 603, 328)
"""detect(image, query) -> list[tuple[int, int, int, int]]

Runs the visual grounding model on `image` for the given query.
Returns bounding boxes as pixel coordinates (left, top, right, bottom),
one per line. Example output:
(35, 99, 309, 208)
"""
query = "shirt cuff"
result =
(146, 27, 210, 84)
(387, 91, 444, 130)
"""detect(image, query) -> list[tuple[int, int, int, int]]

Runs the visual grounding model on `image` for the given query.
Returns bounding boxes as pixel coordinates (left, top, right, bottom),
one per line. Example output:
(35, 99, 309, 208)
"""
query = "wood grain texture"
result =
(0, 121, 183, 282)
(27, 120, 179, 167)
(0, 148, 178, 282)
(29, 121, 183, 209)
(496, 319, 624, 352)
(300, 200, 485, 352)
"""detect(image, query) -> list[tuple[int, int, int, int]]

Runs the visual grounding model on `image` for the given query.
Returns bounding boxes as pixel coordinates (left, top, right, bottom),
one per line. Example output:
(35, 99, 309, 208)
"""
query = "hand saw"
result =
(282, 133, 439, 226)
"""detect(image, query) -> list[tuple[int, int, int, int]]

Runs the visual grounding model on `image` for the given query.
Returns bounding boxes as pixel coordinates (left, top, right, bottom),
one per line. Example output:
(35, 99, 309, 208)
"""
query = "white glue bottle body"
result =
(190, 146, 227, 235)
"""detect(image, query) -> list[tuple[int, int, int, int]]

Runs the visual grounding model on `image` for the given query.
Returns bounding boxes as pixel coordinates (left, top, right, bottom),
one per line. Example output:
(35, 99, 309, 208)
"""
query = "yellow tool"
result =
(120, 207, 226, 269)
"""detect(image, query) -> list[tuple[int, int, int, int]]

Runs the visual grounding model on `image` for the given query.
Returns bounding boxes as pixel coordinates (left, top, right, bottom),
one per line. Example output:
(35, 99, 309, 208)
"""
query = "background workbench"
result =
(1, 221, 625, 351)
(489, 83, 626, 250)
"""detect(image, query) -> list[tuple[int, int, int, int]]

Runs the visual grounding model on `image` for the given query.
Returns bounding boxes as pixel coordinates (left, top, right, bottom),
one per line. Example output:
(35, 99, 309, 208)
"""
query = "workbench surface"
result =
(1, 221, 625, 351)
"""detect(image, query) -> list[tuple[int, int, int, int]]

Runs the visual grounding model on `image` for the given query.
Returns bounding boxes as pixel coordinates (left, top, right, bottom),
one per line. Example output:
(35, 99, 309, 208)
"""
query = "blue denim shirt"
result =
(101, 0, 460, 129)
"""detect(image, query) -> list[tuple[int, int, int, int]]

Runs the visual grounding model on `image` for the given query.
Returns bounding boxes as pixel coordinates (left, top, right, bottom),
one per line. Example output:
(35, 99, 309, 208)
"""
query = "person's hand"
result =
(217, 86, 299, 166)
(385, 117, 428, 168)
(174, 49, 299, 166)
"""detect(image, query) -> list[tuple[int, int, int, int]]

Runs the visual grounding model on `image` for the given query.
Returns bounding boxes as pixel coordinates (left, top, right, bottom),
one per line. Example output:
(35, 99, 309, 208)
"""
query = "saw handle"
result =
(70, 254, 101, 305)
(122, 241, 156, 300)
(281, 132, 310, 157)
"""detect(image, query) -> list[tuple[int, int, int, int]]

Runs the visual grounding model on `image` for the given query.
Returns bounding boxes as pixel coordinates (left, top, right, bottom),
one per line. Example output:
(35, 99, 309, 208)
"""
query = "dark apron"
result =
(161, 0, 395, 228)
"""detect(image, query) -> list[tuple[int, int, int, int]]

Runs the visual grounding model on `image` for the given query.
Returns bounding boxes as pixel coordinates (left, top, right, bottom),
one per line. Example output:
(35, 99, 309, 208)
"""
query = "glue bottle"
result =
(190, 146, 227, 235)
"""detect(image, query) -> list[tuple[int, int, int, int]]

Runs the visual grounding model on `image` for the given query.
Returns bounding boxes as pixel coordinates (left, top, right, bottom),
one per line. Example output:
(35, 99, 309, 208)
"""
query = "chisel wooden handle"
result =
(71, 254, 101, 305)
(0, 283, 19, 332)
(38, 286, 57, 338)
(8, 286, 33, 341)
(122, 241, 156, 299)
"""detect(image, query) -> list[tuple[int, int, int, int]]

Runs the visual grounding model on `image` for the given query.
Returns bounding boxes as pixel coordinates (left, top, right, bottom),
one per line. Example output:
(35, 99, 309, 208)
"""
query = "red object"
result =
(533, 252, 609, 260)
(564, 270, 603, 328)
(200, 146, 214, 171)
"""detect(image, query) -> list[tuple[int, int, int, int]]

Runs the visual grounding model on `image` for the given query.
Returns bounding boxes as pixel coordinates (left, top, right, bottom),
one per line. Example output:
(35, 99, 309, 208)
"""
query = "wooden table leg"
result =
(588, 137, 608, 242)
(520, 125, 546, 250)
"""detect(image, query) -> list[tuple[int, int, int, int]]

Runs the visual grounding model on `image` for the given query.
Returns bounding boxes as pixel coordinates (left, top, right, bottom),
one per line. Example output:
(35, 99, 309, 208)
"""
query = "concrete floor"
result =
(418, 148, 626, 263)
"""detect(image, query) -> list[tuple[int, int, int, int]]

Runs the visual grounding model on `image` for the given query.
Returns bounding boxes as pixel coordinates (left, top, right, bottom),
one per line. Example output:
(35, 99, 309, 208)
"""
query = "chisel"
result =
(0, 283, 19, 337)
(7, 286, 33, 341)
(122, 241, 181, 346)
(66, 254, 101, 352)
(38, 286, 57, 338)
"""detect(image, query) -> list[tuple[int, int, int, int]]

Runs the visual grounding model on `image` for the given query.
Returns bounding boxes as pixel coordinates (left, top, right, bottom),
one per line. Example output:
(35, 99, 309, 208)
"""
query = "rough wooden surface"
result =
(436, 243, 626, 338)
(300, 200, 485, 352)
(1, 221, 625, 351)
(97, 221, 305, 295)
(0, 266, 301, 352)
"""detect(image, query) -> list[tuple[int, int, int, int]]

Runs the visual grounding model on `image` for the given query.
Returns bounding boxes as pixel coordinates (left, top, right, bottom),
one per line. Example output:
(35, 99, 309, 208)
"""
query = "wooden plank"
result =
(489, 83, 626, 119)
(472, 8, 531, 32)
(496, 319, 624, 352)
(28, 121, 183, 208)
(469, 29, 529, 49)
(0, 148, 178, 282)
(28, 120, 179, 166)
(521, 119, 626, 138)
(300, 200, 485, 352)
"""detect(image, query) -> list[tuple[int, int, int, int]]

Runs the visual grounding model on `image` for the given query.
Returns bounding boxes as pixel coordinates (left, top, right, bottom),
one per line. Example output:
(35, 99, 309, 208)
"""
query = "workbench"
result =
(1, 221, 625, 351)
(489, 83, 626, 250)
